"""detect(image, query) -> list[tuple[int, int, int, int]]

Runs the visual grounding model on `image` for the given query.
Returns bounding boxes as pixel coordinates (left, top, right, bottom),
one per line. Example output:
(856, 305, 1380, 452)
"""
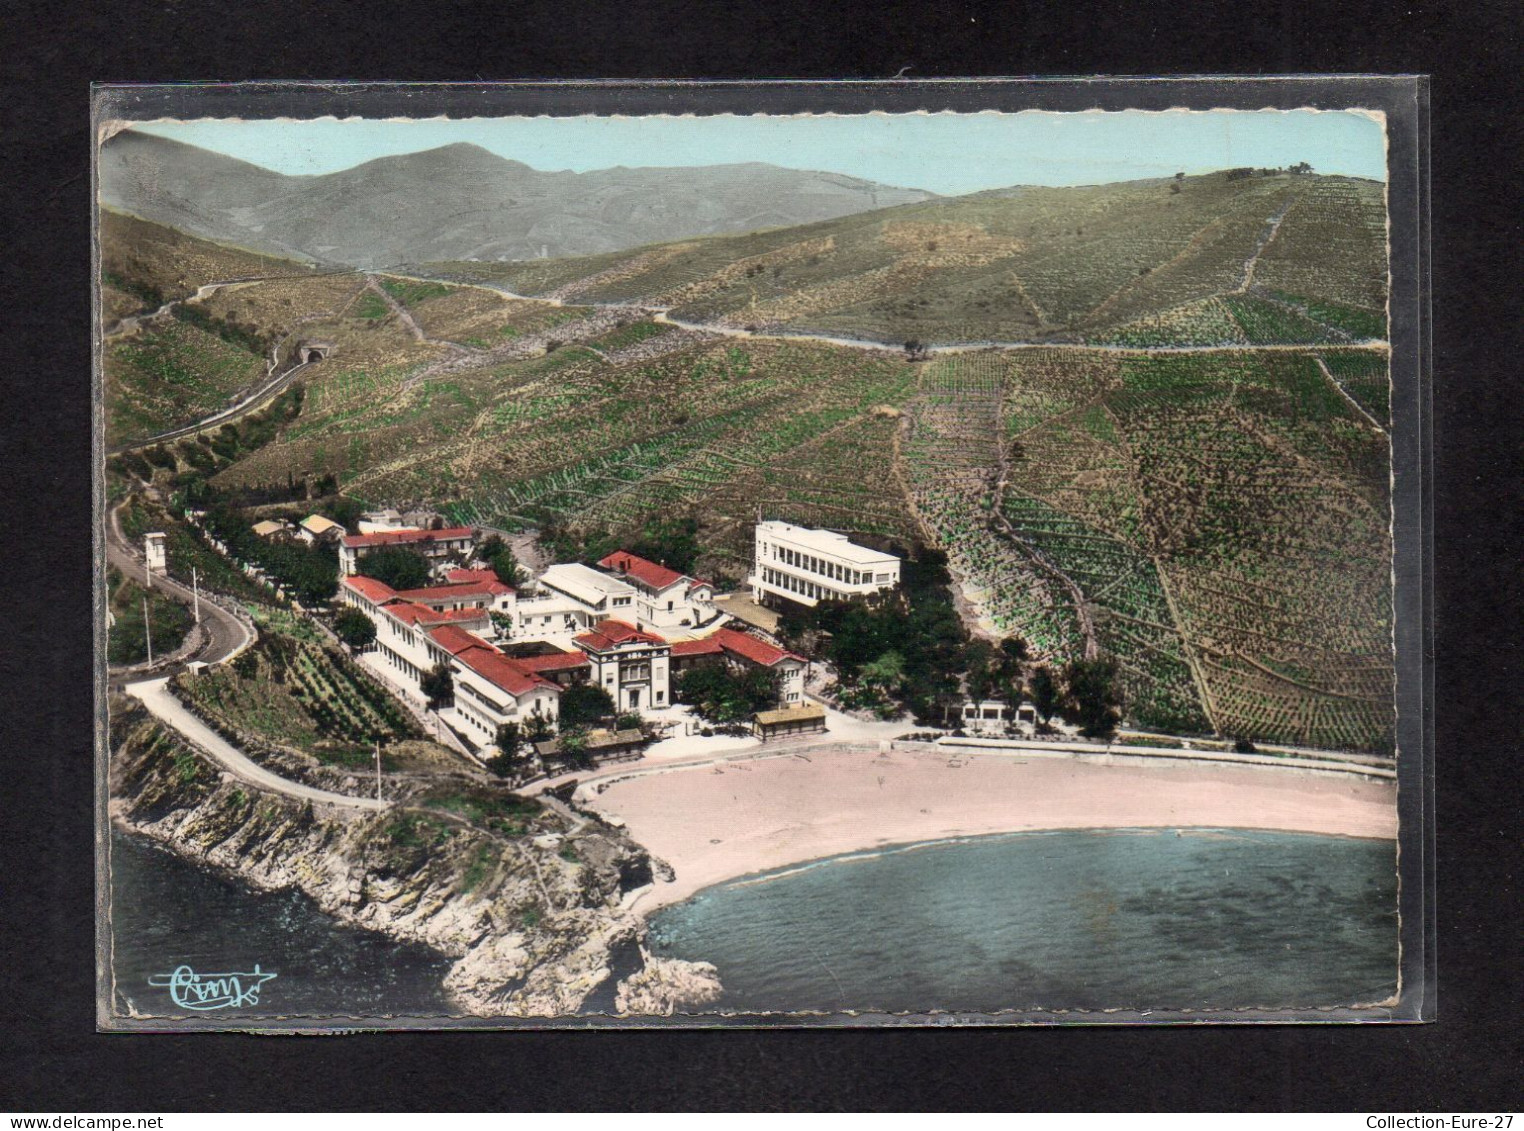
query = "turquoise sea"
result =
(647, 828, 1399, 1015)
(109, 826, 1397, 1020)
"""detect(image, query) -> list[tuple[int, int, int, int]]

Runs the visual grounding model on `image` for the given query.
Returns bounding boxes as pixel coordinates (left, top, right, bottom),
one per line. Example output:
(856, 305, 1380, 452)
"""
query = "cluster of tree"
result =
(674, 663, 780, 724)
(103, 270, 166, 312)
(537, 513, 703, 577)
(105, 567, 193, 666)
(419, 662, 454, 711)
(333, 606, 377, 650)
(476, 534, 523, 587)
(360, 546, 433, 591)
(1225, 163, 1313, 182)
(199, 500, 340, 606)
(486, 710, 559, 777)
(778, 548, 969, 723)
(1062, 656, 1123, 738)
(558, 682, 616, 728)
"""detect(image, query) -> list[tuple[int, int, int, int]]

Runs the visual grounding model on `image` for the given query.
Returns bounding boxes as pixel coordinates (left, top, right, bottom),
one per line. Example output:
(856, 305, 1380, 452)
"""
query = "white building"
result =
(751, 520, 901, 608)
(572, 620, 671, 713)
(338, 574, 561, 745)
(596, 551, 720, 632)
(339, 526, 476, 576)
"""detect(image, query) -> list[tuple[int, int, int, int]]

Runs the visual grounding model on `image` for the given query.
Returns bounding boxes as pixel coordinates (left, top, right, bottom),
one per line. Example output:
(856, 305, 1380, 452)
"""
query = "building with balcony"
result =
(751, 520, 901, 608)
(573, 619, 672, 713)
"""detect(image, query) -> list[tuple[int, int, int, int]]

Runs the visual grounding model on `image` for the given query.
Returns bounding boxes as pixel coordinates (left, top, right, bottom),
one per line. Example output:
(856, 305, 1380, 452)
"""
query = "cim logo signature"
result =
(147, 964, 277, 1010)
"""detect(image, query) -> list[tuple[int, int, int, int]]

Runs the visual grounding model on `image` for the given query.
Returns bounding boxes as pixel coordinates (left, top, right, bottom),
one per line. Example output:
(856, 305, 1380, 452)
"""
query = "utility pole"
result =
(143, 595, 153, 667)
(192, 566, 201, 624)
(374, 741, 382, 802)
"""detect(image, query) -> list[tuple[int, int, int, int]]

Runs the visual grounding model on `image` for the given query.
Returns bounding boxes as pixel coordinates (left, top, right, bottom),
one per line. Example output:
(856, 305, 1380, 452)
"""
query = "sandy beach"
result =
(580, 744, 1399, 913)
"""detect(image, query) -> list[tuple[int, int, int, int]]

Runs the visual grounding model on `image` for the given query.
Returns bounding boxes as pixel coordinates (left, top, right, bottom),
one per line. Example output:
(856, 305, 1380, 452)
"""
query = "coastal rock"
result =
(108, 701, 673, 1018)
(614, 951, 725, 1015)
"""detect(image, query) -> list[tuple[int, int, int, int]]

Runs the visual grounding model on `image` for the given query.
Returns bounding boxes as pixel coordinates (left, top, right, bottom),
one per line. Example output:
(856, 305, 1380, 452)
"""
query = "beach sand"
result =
(582, 745, 1398, 913)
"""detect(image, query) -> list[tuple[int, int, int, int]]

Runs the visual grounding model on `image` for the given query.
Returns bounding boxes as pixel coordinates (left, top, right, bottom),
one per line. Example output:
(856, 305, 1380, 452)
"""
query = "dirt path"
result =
(1315, 355, 1388, 433)
(1237, 196, 1298, 293)
(412, 271, 1390, 358)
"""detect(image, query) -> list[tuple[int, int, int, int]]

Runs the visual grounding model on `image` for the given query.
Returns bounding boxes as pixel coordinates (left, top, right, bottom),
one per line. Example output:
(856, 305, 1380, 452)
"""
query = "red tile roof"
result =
(457, 645, 558, 697)
(342, 526, 476, 549)
(573, 618, 668, 652)
(446, 567, 501, 585)
(395, 580, 509, 603)
(383, 602, 433, 627)
(597, 550, 689, 592)
(426, 626, 559, 697)
(669, 637, 725, 657)
(712, 627, 804, 668)
(514, 650, 591, 673)
(385, 602, 487, 628)
(341, 575, 398, 604)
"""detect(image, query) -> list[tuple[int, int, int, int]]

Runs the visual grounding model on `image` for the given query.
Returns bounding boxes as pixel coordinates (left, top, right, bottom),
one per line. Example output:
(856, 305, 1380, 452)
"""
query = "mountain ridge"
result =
(99, 132, 939, 268)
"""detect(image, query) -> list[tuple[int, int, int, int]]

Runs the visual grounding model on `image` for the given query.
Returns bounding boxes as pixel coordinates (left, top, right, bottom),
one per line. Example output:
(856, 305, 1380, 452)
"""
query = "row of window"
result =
(763, 544, 873, 586)
(761, 567, 834, 602)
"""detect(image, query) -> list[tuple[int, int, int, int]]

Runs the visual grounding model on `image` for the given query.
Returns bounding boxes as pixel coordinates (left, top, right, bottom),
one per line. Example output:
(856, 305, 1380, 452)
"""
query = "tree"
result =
(487, 722, 529, 778)
(675, 663, 779, 724)
(629, 515, 701, 575)
(333, 607, 376, 650)
(903, 338, 928, 362)
(1064, 656, 1122, 739)
(1171, 171, 1185, 194)
(362, 546, 432, 590)
(1000, 636, 1030, 665)
(964, 640, 996, 702)
(420, 662, 454, 710)
(490, 547, 523, 588)
(524, 708, 554, 743)
(557, 725, 594, 769)
(1030, 665, 1060, 724)
(559, 682, 615, 728)
(477, 534, 506, 563)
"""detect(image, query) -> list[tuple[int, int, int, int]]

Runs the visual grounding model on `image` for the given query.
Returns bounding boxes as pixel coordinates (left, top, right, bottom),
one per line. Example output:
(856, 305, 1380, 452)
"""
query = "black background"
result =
(2, 0, 1519, 1112)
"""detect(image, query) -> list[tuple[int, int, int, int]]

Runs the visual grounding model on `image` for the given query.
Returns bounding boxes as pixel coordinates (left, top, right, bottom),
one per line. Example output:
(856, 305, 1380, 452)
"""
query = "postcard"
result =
(96, 80, 1428, 1028)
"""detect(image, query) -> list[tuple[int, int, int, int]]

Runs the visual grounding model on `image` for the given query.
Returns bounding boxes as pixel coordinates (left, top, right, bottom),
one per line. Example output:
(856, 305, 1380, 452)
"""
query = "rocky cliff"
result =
(108, 701, 721, 1018)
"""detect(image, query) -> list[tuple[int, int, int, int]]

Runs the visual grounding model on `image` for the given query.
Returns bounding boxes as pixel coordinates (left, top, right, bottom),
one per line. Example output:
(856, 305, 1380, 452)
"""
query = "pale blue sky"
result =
(133, 109, 1386, 195)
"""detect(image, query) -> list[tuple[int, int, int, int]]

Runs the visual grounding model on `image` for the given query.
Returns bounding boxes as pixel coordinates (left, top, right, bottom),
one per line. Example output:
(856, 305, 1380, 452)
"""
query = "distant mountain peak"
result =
(98, 132, 938, 268)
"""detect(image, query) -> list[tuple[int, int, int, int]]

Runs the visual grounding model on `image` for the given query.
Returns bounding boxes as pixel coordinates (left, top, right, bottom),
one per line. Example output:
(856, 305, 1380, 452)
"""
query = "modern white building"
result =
(751, 520, 902, 608)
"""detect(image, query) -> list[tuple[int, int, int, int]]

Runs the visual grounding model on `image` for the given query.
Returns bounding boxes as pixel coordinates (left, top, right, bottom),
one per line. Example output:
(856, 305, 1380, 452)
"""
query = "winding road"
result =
(108, 357, 317, 456)
(105, 499, 253, 680)
(126, 678, 390, 811)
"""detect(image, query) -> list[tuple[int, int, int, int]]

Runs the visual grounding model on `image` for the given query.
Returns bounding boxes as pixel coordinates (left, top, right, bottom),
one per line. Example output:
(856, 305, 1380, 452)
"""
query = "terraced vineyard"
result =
(105, 316, 268, 446)
(178, 620, 422, 766)
(422, 172, 1386, 347)
(900, 354, 1087, 658)
(104, 192, 1395, 750)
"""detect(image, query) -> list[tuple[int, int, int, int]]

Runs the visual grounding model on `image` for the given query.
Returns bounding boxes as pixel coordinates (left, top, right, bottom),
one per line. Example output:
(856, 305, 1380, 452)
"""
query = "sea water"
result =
(108, 830, 454, 1021)
(647, 828, 1398, 1015)
(108, 827, 1398, 1020)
